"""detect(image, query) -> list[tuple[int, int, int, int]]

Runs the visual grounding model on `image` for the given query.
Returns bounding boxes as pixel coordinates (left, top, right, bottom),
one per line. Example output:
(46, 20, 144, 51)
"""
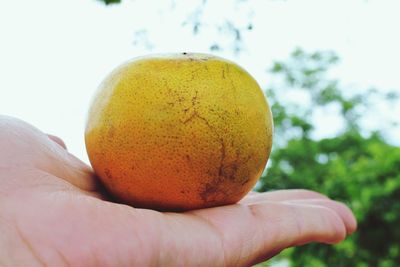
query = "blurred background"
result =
(1, 0, 399, 266)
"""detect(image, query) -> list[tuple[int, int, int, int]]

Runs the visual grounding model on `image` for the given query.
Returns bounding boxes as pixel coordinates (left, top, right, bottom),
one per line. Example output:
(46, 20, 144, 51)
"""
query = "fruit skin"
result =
(85, 53, 273, 211)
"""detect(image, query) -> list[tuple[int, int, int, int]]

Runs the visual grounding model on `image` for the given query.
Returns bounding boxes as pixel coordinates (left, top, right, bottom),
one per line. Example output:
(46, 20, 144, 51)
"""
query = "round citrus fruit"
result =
(85, 53, 273, 211)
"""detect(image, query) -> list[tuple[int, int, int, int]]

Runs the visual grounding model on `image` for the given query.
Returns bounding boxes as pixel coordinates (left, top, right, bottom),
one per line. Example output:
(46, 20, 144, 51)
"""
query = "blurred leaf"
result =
(209, 43, 221, 51)
(386, 91, 399, 100)
(97, 0, 121, 5)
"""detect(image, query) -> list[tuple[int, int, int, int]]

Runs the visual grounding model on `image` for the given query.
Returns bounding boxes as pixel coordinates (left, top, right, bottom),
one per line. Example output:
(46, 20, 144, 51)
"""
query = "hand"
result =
(0, 115, 356, 267)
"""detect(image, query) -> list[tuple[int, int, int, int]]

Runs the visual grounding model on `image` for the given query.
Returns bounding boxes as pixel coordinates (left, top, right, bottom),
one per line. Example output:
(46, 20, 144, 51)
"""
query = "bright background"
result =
(1, 0, 399, 162)
(1, 1, 400, 266)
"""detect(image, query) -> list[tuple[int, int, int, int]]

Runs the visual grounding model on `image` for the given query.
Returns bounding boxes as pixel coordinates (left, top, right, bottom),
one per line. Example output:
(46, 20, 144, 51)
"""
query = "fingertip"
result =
(324, 208, 347, 244)
(346, 210, 358, 235)
(47, 134, 67, 150)
(286, 204, 347, 246)
(332, 201, 357, 235)
(286, 199, 357, 236)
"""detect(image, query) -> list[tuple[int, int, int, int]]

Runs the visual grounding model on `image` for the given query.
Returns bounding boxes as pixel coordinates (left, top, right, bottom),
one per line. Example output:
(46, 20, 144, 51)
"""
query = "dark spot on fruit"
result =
(104, 168, 112, 179)
(199, 180, 229, 203)
(199, 182, 219, 202)
(241, 178, 250, 185)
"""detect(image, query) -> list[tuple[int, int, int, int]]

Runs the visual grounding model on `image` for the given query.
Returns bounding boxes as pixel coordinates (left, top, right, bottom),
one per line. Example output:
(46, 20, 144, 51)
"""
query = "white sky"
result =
(1, 0, 399, 162)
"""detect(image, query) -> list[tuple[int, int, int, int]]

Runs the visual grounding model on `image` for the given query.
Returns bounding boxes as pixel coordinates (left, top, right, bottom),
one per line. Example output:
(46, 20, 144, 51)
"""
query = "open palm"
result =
(0, 116, 356, 267)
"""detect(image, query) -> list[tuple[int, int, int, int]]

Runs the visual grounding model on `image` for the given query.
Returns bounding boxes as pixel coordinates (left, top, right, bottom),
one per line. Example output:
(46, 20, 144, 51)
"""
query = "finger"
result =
(240, 189, 329, 204)
(191, 200, 347, 267)
(38, 131, 97, 192)
(47, 134, 67, 150)
(0, 116, 98, 193)
(42, 147, 99, 193)
(41, 133, 99, 193)
(247, 202, 347, 265)
(283, 199, 357, 234)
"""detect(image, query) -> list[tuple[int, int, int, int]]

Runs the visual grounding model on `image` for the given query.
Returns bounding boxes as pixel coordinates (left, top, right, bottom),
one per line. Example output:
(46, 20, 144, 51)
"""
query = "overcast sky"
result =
(1, 0, 399, 162)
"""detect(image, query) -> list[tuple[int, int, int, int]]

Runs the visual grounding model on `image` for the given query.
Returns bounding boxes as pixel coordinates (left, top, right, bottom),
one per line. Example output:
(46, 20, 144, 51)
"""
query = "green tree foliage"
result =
(258, 49, 400, 267)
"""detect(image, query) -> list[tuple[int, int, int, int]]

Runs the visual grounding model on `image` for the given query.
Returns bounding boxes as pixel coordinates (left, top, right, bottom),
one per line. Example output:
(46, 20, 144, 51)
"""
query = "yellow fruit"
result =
(85, 53, 273, 211)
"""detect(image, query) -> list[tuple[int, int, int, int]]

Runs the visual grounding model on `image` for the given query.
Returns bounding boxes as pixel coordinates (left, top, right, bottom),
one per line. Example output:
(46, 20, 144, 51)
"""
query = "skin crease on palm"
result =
(0, 115, 357, 267)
